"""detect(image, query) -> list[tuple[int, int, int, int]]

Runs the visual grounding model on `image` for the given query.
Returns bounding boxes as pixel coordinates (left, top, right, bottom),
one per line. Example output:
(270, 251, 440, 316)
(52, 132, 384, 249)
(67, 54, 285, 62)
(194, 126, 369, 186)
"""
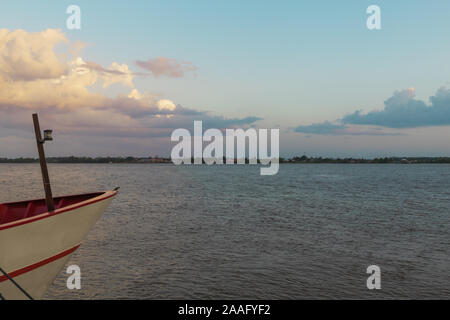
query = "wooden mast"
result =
(32, 113, 54, 212)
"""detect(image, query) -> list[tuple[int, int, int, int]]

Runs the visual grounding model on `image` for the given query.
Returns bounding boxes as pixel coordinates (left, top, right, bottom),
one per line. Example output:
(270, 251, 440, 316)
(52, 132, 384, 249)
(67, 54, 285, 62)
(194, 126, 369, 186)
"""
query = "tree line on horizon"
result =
(1, 156, 450, 164)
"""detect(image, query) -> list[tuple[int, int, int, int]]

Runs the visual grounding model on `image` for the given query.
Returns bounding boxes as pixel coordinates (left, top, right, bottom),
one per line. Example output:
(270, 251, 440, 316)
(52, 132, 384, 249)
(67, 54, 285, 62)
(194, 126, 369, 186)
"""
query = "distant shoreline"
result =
(1, 156, 450, 164)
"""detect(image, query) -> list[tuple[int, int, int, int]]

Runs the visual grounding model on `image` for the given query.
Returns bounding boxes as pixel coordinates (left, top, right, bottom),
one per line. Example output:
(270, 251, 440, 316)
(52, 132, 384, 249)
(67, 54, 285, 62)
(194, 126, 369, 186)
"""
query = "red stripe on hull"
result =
(0, 245, 80, 283)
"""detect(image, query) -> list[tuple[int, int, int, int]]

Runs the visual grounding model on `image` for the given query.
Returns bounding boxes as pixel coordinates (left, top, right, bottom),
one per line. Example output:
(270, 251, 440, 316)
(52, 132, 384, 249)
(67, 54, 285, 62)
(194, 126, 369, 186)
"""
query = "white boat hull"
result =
(0, 191, 117, 300)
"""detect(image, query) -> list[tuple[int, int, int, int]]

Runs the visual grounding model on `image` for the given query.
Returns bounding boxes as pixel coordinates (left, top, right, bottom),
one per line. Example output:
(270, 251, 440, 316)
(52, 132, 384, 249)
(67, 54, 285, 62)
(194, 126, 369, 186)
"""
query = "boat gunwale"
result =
(0, 190, 118, 231)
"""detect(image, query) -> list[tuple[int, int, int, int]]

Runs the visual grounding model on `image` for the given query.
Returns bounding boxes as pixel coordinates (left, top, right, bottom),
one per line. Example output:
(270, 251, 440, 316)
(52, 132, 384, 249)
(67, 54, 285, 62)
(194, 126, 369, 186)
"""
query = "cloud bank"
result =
(296, 87, 450, 136)
(342, 87, 450, 128)
(295, 121, 347, 135)
(0, 29, 260, 156)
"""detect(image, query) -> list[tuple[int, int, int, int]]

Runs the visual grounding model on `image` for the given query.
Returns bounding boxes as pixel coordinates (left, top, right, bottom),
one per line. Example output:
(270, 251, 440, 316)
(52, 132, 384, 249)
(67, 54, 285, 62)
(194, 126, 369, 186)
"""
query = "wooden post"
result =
(32, 114, 54, 212)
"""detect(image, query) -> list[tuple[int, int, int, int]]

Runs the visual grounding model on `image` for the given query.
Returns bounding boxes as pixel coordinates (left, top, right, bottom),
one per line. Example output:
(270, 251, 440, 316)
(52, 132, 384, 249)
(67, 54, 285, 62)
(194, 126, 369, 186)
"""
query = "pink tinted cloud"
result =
(135, 57, 197, 78)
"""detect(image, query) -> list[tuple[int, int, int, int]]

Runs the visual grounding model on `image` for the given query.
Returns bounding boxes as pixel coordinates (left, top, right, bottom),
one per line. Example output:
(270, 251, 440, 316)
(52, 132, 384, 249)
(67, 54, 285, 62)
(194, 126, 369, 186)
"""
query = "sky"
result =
(1, 0, 450, 158)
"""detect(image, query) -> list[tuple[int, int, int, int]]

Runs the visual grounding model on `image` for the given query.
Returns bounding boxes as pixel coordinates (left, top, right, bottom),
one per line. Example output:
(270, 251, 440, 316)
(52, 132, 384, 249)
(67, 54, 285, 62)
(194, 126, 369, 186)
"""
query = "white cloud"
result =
(0, 29, 68, 81)
(0, 29, 261, 156)
(157, 99, 176, 111)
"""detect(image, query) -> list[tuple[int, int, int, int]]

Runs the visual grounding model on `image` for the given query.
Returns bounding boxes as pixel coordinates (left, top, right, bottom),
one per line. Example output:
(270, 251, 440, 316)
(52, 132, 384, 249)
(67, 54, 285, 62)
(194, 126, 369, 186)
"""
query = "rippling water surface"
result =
(1, 163, 449, 299)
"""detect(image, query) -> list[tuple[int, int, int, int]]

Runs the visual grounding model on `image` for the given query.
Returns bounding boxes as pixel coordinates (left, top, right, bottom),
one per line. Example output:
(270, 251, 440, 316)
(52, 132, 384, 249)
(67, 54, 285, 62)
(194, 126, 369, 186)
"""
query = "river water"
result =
(0, 163, 449, 299)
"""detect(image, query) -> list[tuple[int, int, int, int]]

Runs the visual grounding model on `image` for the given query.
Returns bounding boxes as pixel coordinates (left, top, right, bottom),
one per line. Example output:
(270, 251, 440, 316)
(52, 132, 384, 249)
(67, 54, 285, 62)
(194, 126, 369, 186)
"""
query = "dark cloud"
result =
(294, 121, 401, 136)
(0, 101, 262, 141)
(296, 86, 450, 136)
(131, 111, 262, 131)
(295, 121, 347, 135)
(342, 87, 450, 128)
